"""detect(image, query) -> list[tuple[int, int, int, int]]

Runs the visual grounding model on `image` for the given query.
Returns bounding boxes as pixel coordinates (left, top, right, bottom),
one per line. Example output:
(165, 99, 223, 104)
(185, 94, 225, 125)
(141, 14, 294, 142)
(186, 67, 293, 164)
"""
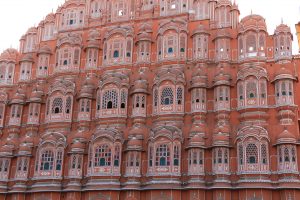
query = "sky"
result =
(0, 0, 299, 53)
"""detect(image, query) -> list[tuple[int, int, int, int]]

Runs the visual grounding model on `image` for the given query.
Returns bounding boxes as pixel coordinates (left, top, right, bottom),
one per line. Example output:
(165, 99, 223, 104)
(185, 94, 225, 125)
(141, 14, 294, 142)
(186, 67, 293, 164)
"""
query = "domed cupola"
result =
(212, 132, 230, 147)
(37, 45, 52, 55)
(0, 48, 18, 62)
(274, 23, 293, 62)
(239, 14, 267, 33)
(238, 14, 267, 62)
(276, 129, 297, 145)
(11, 88, 26, 105)
(188, 134, 205, 148)
(213, 68, 231, 87)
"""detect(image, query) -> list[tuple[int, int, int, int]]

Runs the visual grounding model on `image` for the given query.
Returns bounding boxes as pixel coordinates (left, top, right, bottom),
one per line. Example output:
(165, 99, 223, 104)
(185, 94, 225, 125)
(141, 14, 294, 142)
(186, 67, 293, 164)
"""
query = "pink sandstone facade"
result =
(0, 0, 300, 199)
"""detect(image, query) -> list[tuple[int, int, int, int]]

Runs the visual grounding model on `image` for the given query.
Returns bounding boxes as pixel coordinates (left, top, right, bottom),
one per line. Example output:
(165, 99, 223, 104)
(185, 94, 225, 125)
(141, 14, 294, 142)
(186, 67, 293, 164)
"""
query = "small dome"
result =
(274, 66, 295, 81)
(38, 46, 52, 55)
(131, 72, 149, 95)
(18, 144, 32, 154)
(189, 134, 205, 147)
(192, 25, 210, 37)
(275, 24, 292, 35)
(213, 28, 233, 40)
(71, 141, 85, 150)
(128, 125, 146, 136)
(190, 124, 206, 134)
(0, 145, 12, 155)
(11, 88, 26, 104)
(213, 133, 229, 146)
(78, 78, 95, 99)
(0, 48, 18, 62)
(213, 71, 231, 86)
(214, 125, 230, 134)
(20, 54, 34, 63)
(26, 27, 38, 34)
(277, 129, 297, 144)
(127, 137, 143, 149)
(45, 13, 55, 23)
(29, 90, 43, 102)
(239, 14, 267, 33)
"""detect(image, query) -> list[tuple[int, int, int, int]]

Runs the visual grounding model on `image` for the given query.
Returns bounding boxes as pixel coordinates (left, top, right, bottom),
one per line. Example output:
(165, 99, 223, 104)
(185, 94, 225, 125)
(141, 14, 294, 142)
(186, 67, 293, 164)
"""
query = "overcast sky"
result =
(0, 0, 299, 53)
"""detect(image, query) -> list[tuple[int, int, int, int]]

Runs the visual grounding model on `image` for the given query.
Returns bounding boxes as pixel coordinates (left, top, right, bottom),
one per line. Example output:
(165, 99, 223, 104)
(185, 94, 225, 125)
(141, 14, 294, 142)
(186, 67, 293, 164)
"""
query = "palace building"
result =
(0, 0, 300, 199)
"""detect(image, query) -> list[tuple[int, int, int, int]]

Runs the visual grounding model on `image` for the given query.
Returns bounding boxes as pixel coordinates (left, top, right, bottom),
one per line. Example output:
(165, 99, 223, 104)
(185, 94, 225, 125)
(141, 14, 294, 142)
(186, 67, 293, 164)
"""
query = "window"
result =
(246, 34, 256, 53)
(94, 144, 111, 167)
(191, 88, 206, 112)
(161, 87, 174, 105)
(275, 80, 294, 105)
(278, 144, 298, 172)
(40, 150, 54, 171)
(43, 24, 54, 41)
(37, 55, 49, 77)
(155, 144, 170, 166)
(52, 98, 63, 114)
(173, 145, 179, 166)
(0, 158, 10, 180)
(91, 0, 102, 18)
(20, 62, 32, 81)
(65, 96, 72, 114)
(193, 34, 208, 59)
(246, 144, 258, 164)
(238, 137, 269, 173)
(120, 89, 127, 109)
(102, 90, 118, 109)
(138, 41, 151, 62)
(86, 48, 98, 68)
(176, 87, 183, 105)
(0, 63, 14, 84)
(56, 46, 81, 71)
(112, 0, 128, 21)
(189, 149, 204, 166)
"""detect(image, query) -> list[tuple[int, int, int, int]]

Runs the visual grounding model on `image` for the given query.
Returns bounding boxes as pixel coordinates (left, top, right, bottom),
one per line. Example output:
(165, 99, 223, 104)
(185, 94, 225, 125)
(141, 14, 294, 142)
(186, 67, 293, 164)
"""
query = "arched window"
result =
(102, 90, 118, 109)
(95, 144, 111, 167)
(40, 150, 54, 171)
(161, 87, 174, 105)
(52, 98, 63, 114)
(238, 135, 269, 173)
(246, 144, 258, 164)
(156, 144, 170, 166)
